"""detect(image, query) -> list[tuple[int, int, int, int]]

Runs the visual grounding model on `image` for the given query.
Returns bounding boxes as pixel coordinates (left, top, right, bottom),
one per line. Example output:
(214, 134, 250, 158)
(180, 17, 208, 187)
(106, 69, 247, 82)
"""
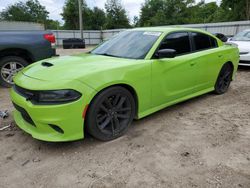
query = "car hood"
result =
(229, 41, 250, 53)
(22, 53, 135, 81)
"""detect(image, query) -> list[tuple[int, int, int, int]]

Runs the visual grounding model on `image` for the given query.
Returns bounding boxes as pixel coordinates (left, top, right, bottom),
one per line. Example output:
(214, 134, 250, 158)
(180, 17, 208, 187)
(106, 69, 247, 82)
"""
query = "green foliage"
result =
(105, 0, 130, 29)
(139, 0, 195, 26)
(89, 7, 106, 30)
(1, 0, 249, 30)
(132, 16, 139, 27)
(220, 0, 250, 21)
(59, 0, 132, 30)
(139, 0, 250, 27)
(0, 0, 49, 24)
(188, 2, 221, 23)
(61, 0, 106, 30)
(61, 0, 90, 30)
(0, 0, 62, 29)
(46, 19, 62, 30)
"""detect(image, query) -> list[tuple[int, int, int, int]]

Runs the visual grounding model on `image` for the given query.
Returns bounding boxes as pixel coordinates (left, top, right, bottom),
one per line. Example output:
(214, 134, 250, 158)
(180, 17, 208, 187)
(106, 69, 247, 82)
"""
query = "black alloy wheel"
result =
(214, 63, 233, 94)
(86, 86, 135, 141)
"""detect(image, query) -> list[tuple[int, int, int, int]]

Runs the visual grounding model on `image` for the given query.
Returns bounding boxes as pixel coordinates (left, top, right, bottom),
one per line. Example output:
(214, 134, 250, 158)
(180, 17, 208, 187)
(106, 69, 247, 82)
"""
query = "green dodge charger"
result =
(10, 27, 239, 142)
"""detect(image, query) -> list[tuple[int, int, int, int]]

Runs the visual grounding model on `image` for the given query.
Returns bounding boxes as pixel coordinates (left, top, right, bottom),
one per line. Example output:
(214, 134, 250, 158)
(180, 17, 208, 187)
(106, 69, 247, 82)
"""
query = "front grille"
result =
(13, 103, 36, 127)
(239, 60, 250, 65)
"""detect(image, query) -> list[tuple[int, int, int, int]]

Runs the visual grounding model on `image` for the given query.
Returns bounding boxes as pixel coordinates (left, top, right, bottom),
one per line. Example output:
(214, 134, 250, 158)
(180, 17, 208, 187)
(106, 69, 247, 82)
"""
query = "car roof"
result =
(132, 26, 209, 34)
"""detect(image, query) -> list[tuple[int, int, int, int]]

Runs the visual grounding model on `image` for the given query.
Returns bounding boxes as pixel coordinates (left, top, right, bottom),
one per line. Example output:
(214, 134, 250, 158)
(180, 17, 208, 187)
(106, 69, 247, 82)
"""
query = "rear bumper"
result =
(51, 48, 56, 56)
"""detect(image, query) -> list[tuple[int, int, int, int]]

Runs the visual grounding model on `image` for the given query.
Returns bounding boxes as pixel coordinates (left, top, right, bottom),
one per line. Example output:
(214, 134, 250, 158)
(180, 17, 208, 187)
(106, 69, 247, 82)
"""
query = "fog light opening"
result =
(49, 124, 64, 134)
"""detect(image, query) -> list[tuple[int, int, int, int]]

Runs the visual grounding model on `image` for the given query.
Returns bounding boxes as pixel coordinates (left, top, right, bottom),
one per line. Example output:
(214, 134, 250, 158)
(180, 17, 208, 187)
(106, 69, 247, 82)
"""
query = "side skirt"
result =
(138, 87, 215, 119)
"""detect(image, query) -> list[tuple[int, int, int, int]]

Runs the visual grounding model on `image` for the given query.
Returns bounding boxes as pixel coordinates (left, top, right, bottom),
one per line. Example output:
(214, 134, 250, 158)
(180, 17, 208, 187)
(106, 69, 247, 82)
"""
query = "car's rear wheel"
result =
(86, 86, 135, 141)
(214, 63, 233, 94)
(0, 56, 28, 87)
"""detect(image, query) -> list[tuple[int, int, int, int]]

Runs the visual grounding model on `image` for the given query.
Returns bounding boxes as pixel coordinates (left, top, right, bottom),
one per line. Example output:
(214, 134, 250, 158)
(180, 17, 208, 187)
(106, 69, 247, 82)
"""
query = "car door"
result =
(151, 32, 200, 108)
(190, 32, 222, 91)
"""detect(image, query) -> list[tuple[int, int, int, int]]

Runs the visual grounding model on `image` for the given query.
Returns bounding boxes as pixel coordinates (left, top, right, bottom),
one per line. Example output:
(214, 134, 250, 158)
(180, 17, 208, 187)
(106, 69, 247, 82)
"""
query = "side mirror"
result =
(157, 49, 176, 58)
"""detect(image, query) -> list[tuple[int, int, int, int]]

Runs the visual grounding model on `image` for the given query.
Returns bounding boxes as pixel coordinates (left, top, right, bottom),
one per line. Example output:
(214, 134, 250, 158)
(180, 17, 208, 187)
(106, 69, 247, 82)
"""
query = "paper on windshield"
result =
(143, 32, 162, 37)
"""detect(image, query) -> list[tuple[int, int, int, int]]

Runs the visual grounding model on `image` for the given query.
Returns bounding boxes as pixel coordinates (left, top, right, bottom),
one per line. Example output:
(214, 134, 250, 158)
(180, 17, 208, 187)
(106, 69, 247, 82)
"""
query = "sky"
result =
(0, 0, 222, 23)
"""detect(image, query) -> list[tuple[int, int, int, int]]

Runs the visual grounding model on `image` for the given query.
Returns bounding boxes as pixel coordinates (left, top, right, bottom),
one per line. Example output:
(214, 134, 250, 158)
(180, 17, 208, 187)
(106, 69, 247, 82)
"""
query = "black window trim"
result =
(152, 31, 193, 59)
(151, 30, 219, 59)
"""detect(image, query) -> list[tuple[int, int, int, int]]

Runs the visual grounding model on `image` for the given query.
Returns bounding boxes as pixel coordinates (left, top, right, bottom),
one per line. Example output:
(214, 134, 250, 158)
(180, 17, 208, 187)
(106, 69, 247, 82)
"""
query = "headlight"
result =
(37, 90, 81, 104)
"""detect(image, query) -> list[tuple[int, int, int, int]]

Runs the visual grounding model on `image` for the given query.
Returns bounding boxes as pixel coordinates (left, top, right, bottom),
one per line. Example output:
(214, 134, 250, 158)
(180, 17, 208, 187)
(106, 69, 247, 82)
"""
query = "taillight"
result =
(44, 33, 55, 43)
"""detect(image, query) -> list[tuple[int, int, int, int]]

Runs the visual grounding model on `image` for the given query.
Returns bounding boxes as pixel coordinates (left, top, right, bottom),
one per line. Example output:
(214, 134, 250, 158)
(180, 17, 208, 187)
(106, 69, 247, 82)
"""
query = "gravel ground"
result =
(0, 48, 250, 188)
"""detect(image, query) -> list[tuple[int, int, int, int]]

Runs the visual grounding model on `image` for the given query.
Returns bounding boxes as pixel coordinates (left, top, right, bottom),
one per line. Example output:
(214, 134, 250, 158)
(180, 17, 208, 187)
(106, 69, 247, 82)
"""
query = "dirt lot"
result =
(0, 49, 250, 188)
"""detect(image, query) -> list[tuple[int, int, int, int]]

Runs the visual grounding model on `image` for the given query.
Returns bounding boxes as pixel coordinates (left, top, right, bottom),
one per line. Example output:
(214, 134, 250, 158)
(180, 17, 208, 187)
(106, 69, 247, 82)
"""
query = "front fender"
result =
(78, 62, 152, 117)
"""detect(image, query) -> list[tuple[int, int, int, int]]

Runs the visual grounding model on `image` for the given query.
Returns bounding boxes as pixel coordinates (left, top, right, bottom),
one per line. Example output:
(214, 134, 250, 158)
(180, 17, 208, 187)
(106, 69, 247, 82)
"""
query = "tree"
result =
(220, 0, 250, 21)
(89, 7, 106, 30)
(46, 19, 62, 30)
(139, 0, 195, 26)
(188, 2, 221, 23)
(61, 0, 90, 30)
(132, 16, 139, 27)
(247, 0, 250, 20)
(62, 0, 106, 30)
(105, 0, 130, 29)
(0, 0, 49, 24)
(139, 0, 165, 26)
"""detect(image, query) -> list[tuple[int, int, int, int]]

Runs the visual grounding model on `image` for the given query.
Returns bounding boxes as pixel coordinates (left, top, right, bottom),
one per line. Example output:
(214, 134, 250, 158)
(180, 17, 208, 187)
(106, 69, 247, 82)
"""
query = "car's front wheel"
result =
(214, 63, 233, 94)
(86, 86, 135, 141)
(0, 56, 28, 87)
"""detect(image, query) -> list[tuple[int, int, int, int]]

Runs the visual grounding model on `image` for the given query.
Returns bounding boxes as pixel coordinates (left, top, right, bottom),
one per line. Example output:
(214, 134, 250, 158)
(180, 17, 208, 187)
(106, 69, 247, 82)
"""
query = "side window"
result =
(210, 37, 218, 48)
(192, 32, 218, 51)
(159, 32, 191, 55)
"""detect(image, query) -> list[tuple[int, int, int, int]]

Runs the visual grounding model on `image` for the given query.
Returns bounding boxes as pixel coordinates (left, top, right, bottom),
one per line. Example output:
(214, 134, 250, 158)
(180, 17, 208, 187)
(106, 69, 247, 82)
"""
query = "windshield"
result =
(232, 31, 250, 41)
(91, 30, 162, 59)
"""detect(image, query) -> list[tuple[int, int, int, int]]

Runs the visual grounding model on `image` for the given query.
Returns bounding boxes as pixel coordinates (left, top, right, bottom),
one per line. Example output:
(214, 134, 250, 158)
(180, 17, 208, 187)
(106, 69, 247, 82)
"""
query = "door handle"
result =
(218, 54, 223, 58)
(190, 62, 196, 66)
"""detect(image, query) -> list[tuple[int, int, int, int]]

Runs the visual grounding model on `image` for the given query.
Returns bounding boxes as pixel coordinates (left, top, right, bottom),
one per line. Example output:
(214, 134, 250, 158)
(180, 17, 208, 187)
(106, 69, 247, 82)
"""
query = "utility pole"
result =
(78, 0, 83, 39)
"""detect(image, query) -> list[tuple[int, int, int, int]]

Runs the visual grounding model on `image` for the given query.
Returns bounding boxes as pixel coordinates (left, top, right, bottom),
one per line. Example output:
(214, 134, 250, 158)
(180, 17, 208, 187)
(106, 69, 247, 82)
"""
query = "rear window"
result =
(192, 32, 218, 51)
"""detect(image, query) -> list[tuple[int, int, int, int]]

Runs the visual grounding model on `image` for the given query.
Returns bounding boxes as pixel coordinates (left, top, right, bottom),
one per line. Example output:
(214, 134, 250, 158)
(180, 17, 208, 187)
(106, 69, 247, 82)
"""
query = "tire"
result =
(86, 86, 136, 141)
(0, 56, 29, 87)
(214, 63, 233, 95)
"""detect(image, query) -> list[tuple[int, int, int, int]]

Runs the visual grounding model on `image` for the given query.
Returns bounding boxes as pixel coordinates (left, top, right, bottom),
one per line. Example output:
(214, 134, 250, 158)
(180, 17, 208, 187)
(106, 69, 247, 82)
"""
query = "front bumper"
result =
(239, 60, 250, 66)
(11, 88, 85, 142)
(10, 74, 96, 142)
(239, 53, 250, 66)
